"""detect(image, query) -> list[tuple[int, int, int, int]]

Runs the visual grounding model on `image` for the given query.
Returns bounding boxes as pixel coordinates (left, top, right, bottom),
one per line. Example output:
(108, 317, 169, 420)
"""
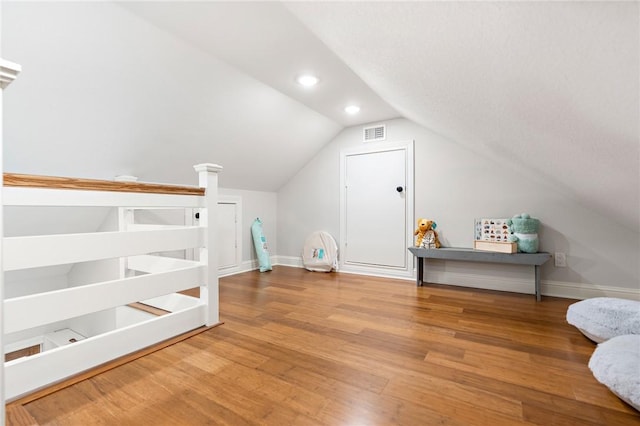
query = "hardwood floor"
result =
(6, 266, 640, 425)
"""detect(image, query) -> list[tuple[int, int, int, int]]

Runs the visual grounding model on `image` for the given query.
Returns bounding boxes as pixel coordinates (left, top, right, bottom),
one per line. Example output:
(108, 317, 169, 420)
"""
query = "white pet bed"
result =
(566, 297, 640, 343)
(589, 334, 640, 411)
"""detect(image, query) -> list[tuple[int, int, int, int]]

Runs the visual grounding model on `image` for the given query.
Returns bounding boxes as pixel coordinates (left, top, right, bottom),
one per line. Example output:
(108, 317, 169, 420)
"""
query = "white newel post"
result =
(1, 58, 22, 424)
(194, 163, 223, 326)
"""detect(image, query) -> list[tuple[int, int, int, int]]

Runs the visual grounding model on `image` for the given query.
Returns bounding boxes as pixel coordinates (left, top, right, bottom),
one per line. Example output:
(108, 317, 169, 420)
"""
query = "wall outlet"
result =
(555, 252, 567, 267)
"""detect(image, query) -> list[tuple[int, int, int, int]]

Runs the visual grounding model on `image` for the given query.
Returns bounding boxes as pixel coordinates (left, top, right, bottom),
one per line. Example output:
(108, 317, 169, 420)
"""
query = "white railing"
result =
(2, 164, 221, 401)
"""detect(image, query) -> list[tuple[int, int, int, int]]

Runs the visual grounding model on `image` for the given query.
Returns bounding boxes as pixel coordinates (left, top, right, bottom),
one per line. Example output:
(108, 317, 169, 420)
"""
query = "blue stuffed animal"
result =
(507, 213, 540, 253)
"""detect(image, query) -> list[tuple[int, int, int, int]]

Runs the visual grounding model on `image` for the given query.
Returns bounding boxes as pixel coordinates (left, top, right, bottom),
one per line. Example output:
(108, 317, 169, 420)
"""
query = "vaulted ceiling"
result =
(2, 1, 638, 231)
(287, 1, 639, 231)
(119, 1, 640, 231)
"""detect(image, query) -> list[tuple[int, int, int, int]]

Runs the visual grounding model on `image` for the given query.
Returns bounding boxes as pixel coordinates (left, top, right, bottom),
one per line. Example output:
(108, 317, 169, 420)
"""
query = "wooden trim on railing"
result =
(3, 173, 205, 196)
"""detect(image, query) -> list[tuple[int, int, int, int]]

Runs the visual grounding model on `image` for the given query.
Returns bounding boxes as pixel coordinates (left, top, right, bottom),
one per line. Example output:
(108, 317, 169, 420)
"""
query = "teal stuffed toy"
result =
(507, 213, 540, 253)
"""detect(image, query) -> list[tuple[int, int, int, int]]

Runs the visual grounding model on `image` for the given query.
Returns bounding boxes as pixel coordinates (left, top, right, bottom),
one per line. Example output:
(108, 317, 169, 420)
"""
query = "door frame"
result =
(189, 195, 242, 277)
(339, 140, 414, 278)
(217, 195, 242, 277)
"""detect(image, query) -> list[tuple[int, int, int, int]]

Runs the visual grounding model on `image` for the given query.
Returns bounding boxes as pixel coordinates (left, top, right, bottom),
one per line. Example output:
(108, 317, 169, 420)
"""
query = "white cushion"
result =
(567, 297, 640, 343)
(589, 334, 640, 411)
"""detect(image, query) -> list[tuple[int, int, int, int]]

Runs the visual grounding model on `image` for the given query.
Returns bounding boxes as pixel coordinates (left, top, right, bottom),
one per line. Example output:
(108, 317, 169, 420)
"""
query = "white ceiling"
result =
(3, 1, 638, 231)
(2, 1, 344, 191)
(285, 1, 639, 230)
(119, 2, 399, 127)
(121, 1, 639, 230)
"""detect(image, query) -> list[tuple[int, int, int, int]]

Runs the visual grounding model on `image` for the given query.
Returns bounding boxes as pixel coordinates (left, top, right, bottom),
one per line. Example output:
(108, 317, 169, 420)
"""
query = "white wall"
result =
(220, 188, 277, 266)
(4, 266, 68, 299)
(122, 188, 278, 266)
(127, 188, 278, 265)
(277, 118, 640, 298)
(4, 193, 277, 300)
(3, 2, 636, 299)
(135, 187, 279, 267)
(67, 208, 120, 287)
(2, 1, 341, 191)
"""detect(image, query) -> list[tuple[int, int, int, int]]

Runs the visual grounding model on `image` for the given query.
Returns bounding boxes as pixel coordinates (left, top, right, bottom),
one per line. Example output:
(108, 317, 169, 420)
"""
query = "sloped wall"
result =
(2, 1, 325, 270)
(2, 1, 340, 190)
(277, 118, 640, 298)
(287, 1, 640, 234)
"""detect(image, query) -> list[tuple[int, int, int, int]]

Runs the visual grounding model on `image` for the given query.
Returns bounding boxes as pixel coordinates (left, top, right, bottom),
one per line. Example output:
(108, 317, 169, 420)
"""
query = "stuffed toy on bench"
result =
(414, 218, 441, 249)
(506, 213, 540, 253)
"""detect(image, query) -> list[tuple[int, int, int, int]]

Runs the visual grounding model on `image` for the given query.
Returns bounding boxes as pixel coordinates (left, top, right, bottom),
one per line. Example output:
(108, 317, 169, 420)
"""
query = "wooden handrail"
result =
(3, 173, 205, 196)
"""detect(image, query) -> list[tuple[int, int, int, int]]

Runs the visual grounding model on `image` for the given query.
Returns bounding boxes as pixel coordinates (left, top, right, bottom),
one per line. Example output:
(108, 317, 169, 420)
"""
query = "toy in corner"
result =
(507, 213, 540, 253)
(414, 218, 441, 249)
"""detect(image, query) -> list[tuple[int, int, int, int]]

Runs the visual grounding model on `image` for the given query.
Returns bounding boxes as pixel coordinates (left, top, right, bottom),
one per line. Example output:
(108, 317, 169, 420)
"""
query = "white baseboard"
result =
(239, 259, 261, 274)
(541, 280, 640, 301)
(225, 256, 640, 301)
(219, 256, 284, 277)
(218, 266, 242, 278)
(339, 263, 414, 280)
(273, 255, 304, 268)
(273, 256, 415, 280)
(335, 268, 414, 281)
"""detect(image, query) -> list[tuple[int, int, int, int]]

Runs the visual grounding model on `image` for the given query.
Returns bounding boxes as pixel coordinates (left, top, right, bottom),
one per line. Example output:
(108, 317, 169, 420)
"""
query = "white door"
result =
(217, 197, 242, 275)
(340, 140, 414, 276)
(218, 203, 237, 269)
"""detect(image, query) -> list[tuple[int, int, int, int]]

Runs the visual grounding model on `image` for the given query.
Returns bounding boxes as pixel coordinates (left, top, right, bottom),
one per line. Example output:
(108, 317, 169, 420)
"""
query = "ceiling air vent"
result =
(363, 124, 386, 142)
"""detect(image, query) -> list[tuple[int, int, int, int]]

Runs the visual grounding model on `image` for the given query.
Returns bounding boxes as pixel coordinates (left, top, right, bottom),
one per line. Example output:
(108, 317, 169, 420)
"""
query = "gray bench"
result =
(408, 247, 552, 301)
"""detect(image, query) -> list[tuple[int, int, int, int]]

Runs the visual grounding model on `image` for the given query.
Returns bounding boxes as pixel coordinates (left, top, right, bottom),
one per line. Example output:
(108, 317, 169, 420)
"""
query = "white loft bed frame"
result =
(1, 164, 222, 402)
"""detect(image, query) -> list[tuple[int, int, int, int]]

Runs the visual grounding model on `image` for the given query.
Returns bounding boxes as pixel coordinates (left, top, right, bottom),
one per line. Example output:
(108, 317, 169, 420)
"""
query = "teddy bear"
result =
(507, 213, 540, 253)
(414, 218, 441, 248)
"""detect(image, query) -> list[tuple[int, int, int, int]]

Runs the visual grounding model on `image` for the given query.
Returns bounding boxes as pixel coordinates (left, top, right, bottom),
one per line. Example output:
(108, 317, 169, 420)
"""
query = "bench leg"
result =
(417, 257, 423, 287)
(535, 265, 541, 302)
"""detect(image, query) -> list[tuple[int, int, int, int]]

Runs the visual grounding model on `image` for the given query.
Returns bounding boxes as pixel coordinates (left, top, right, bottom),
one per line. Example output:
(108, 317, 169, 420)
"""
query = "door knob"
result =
(396, 186, 404, 193)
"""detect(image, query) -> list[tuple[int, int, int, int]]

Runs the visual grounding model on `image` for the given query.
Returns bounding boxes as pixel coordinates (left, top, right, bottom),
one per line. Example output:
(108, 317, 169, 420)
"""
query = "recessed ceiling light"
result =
(344, 105, 361, 114)
(297, 74, 319, 87)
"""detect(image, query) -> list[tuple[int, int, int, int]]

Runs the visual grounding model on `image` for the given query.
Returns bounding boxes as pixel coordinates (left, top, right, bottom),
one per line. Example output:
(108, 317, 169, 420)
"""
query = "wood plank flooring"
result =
(6, 266, 640, 425)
